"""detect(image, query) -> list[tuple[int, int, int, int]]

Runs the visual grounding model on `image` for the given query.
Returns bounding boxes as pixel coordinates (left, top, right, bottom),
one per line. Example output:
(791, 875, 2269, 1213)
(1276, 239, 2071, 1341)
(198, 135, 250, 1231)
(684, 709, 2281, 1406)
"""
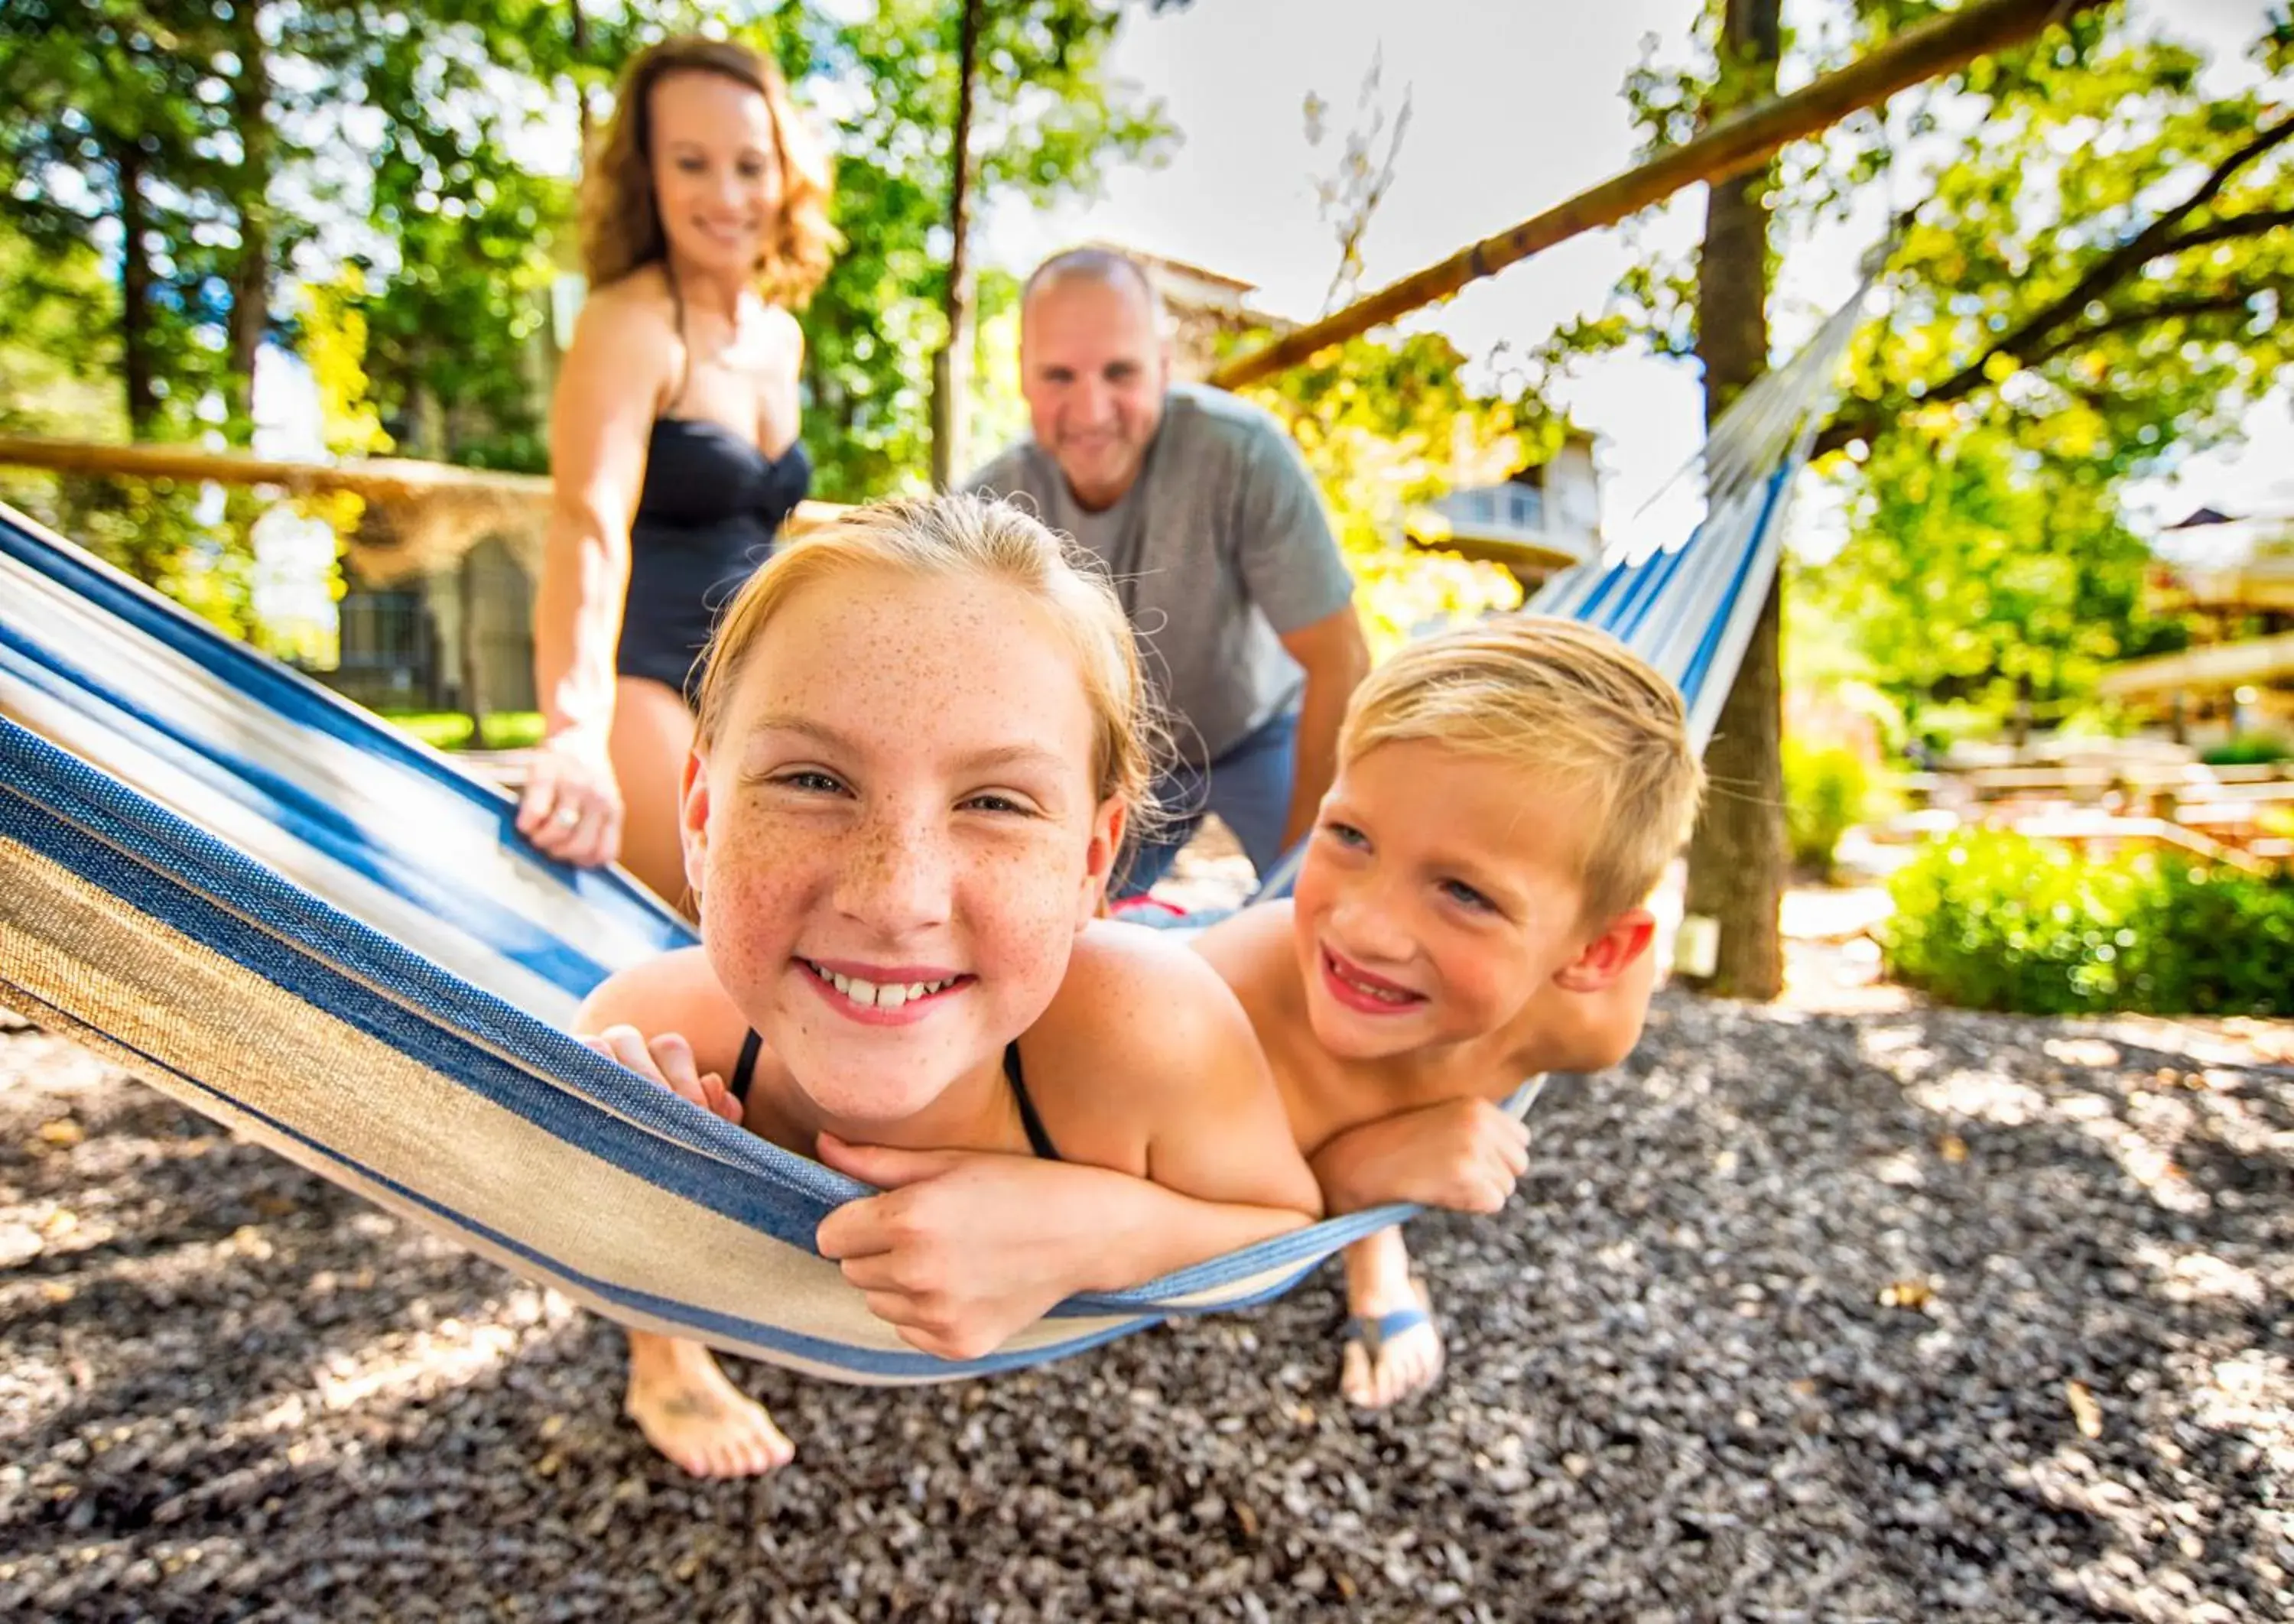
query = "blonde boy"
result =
(823, 615, 1702, 1407)
(1192, 615, 1704, 1406)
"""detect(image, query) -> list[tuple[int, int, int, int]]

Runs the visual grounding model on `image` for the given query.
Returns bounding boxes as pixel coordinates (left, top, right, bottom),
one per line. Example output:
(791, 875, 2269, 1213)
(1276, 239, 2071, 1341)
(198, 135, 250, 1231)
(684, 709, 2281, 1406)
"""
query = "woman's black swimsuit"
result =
(613, 278, 811, 703)
(728, 1032, 1063, 1162)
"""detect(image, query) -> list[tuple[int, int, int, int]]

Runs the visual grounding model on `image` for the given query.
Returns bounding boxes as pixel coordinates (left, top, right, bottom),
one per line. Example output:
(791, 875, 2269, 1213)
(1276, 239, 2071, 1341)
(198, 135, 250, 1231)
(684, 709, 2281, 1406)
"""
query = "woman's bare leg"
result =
(606, 675, 700, 914)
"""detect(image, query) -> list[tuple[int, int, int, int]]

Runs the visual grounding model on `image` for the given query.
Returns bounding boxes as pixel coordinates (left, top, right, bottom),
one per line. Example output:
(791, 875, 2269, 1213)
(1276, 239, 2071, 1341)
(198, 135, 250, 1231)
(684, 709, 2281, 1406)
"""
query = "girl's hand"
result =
(813, 1138, 1116, 1361)
(517, 729, 625, 869)
(581, 1025, 742, 1125)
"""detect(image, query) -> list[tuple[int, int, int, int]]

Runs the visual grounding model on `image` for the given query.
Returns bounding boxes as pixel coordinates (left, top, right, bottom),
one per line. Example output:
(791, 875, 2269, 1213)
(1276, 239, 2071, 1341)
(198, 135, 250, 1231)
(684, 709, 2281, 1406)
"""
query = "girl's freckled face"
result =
(684, 566, 1113, 1125)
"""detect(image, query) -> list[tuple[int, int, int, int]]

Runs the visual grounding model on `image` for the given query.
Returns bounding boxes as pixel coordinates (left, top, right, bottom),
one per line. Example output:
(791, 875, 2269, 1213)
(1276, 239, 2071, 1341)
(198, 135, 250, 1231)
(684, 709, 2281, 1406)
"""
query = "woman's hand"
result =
(516, 729, 625, 869)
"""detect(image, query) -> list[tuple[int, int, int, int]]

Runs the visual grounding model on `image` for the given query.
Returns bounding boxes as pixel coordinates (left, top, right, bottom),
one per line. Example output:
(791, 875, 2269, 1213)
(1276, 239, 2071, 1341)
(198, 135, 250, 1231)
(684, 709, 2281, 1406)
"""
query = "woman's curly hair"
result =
(578, 35, 837, 305)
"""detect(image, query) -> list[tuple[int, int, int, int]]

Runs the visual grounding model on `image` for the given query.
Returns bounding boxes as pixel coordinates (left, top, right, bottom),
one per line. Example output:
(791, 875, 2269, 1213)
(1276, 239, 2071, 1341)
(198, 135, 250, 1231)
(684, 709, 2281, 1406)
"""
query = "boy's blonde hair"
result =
(694, 494, 1163, 832)
(1340, 615, 1704, 924)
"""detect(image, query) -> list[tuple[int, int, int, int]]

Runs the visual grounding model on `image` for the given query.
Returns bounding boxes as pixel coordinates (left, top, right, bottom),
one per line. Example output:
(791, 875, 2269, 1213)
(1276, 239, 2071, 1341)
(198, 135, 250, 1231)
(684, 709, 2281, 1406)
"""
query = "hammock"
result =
(0, 284, 1866, 1385)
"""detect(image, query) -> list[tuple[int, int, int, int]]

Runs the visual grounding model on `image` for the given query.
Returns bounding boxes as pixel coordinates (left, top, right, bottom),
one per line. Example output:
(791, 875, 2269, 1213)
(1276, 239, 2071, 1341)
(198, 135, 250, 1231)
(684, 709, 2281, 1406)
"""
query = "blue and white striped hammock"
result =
(0, 287, 1862, 1385)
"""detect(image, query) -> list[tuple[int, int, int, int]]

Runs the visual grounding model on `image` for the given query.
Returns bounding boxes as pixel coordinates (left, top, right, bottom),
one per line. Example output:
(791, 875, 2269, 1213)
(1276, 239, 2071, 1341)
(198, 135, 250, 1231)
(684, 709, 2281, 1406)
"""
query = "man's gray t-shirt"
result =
(964, 384, 1353, 766)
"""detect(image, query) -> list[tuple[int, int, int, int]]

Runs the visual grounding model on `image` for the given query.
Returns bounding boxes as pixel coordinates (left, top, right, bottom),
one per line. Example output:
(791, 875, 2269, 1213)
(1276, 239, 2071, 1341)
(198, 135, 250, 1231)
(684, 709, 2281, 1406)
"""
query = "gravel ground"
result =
(2, 987, 2287, 1622)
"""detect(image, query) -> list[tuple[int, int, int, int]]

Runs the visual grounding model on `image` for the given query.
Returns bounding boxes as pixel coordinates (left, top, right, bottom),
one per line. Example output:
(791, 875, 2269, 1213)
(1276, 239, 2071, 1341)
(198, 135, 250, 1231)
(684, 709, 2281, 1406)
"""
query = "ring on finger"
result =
(552, 805, 582, 830)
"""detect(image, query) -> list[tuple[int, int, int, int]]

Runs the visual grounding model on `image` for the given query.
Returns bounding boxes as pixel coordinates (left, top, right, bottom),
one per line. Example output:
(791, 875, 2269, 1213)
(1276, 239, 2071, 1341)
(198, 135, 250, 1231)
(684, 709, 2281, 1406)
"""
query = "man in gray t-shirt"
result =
(965, 248, 1370, 898)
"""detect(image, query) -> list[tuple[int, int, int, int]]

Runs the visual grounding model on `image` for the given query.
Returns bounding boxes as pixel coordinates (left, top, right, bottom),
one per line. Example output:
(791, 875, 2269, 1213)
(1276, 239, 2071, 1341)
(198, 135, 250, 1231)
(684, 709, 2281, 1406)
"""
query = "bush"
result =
(1783, 737, 1878, 879)
(1883, 831, 2294, 1017)
(377, 710, 545, 752)
(2201, 735, 2292, 767)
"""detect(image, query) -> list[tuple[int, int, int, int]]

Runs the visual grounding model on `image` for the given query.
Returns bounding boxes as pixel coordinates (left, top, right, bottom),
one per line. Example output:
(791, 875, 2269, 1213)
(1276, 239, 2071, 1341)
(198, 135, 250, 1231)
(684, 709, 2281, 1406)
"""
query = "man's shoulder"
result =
(1162, 383, 1294, 463)
(963, 440, 1052, 501)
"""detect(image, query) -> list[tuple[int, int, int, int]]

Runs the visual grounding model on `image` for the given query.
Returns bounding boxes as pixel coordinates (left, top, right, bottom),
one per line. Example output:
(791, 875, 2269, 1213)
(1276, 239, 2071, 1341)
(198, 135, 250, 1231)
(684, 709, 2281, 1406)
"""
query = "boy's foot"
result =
(624, 1337, 794, 1478)
(1339, 1275, 1444, 1410)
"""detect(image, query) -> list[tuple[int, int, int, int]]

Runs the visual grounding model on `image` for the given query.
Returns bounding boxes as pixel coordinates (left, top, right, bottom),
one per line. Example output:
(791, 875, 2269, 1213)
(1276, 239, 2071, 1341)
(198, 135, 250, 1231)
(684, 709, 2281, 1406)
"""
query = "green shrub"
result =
(376, 710, 546, 752)
(2201, 735, 2292, 767)
(1783, 737, 1878, 879)
(1883, 831, 2294, 1016)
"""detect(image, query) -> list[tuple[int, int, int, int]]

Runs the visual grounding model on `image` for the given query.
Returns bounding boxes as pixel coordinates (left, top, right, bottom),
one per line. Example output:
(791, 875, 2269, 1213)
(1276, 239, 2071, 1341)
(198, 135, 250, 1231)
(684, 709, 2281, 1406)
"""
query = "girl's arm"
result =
(516, 287, 671, 867)
(815, 933, 1321, 1361)
(572, 948, 744, 1122)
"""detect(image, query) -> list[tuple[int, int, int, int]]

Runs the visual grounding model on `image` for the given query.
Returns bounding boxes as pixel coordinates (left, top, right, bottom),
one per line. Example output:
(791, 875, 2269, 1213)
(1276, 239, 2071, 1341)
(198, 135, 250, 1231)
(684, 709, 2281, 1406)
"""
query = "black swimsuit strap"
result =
(1005, 1039, 1061, 1162)
(727, 1031, 1058, 1161)
(730, 1028, 762, 1107)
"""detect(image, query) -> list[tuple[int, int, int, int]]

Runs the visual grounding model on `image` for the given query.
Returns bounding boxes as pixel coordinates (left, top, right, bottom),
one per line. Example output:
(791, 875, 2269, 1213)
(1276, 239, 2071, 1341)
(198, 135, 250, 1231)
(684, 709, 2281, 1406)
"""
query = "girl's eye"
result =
(775, 770, 846, 796)
(1319, 820, 1369, 850)
(1440, 879, 1495, 913)
(960, 792, 1031, 816)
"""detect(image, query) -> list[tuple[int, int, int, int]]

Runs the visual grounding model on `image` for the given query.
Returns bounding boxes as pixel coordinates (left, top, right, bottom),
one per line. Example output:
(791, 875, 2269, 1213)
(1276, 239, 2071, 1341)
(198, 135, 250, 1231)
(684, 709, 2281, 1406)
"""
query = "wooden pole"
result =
(1210, 0, 2107, 389)
(0, 434, 846, 538)
(0, 434, 553, 505)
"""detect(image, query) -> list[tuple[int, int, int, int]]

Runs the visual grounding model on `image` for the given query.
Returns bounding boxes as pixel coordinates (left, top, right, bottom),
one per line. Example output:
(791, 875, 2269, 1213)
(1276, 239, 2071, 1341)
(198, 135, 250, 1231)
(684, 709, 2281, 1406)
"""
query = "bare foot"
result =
(1340, 1275, 1444, 1411)
(623, 1333, 794, 1478)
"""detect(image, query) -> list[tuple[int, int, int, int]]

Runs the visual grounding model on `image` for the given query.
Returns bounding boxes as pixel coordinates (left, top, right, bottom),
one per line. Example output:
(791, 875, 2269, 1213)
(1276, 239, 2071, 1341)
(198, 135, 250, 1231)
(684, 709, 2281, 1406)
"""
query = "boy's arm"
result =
(1311, 936, 1662, 1215)
(1308, 1097, 1530, 1216)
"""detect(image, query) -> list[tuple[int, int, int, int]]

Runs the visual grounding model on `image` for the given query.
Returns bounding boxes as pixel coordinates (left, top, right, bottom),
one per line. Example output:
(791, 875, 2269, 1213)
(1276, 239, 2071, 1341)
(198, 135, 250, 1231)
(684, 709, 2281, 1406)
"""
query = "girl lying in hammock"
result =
(574, 493, 1321, 1478)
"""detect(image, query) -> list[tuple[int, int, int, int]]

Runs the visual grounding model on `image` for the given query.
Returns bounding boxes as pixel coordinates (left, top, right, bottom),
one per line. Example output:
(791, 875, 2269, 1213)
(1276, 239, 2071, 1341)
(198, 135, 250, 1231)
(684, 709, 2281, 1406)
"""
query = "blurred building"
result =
(2102, 502, 2294, 739)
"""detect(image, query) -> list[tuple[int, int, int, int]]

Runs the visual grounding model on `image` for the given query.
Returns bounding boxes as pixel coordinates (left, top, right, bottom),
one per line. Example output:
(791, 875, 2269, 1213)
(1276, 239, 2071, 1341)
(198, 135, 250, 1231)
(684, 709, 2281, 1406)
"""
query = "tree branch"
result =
(1919, 112, 2294, 403)
(2018, 282, 2294, 372)
(1815, 112, 2294, 458)
(2161, 205, 2294, 256)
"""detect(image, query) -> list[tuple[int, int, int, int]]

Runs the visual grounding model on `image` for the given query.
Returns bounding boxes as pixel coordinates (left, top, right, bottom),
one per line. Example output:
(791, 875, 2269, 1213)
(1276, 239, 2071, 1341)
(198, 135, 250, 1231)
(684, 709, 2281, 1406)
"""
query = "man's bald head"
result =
(1018, 248, 1174, 512)
(1022, 247, 1172, 338)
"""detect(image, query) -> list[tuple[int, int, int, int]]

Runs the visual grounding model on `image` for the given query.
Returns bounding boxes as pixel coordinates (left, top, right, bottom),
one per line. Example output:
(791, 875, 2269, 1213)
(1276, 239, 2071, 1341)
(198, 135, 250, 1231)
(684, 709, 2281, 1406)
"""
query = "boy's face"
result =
(1290, 739, 1601, 1062)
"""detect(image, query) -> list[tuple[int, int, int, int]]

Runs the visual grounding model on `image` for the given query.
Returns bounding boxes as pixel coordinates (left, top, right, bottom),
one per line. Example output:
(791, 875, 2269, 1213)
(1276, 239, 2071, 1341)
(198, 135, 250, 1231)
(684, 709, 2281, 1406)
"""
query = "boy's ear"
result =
(1552, 907, 1656, 992)
(1078, 796, 1127, 929)
(678, 750, 712, 902)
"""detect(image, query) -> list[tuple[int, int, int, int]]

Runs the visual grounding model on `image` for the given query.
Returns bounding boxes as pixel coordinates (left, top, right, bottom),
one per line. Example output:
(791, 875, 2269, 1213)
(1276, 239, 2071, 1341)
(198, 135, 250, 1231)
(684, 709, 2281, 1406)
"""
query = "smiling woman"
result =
(517, 35, 836, 910)
(573, 492, 1323, 1478)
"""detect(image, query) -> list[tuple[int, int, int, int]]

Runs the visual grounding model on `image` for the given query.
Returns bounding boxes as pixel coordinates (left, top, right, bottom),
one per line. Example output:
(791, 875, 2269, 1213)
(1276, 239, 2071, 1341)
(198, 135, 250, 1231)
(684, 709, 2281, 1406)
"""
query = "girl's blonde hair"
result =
(1341, 615, 1706, 924)
(579, 35, 837, 304)
(694, 495, 1165, 834)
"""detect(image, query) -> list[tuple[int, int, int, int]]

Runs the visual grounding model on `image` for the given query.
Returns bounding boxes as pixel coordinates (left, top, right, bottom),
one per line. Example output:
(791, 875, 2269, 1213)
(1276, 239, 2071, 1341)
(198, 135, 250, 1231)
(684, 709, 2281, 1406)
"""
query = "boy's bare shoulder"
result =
(1191, 899, 1293, 979)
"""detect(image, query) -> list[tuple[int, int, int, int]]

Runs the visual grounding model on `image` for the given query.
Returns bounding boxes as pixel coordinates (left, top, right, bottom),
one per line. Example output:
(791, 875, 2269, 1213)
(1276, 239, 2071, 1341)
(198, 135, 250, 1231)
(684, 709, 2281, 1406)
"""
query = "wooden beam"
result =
(1210, 0, 2110, 389)
(0, 433, 551, 505)
(2099, 631, 2294, 698)
(0, 433, 847, 539)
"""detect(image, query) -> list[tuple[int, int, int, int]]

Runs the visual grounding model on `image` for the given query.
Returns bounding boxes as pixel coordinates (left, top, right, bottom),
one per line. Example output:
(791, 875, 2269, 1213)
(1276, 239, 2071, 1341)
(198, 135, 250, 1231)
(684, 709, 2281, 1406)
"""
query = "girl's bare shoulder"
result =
(573, 946, 751, 1073)
(1028, 923, 1264, 1099)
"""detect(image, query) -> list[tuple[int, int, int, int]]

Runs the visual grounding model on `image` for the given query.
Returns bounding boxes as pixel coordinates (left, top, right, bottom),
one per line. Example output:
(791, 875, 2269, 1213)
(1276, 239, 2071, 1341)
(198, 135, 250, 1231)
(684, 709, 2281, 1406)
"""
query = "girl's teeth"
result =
(812, 963, 954, 1008)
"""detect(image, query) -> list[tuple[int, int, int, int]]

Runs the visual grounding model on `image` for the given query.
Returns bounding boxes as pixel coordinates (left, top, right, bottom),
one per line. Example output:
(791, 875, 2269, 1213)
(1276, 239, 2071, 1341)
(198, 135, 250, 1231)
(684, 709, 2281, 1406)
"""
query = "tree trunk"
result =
(570, 0, 593, 152)
(929, 0, 983, 489)
(225, 6, 274, 439)
(1680, 0, 1785, 1002)
(115, 144, 158, 437)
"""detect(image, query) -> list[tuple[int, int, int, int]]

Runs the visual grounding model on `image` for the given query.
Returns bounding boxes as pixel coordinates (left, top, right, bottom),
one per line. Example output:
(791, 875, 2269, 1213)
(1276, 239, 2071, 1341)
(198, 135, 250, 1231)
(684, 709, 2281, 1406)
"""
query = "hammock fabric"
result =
(0, 289, 1862, 1385)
